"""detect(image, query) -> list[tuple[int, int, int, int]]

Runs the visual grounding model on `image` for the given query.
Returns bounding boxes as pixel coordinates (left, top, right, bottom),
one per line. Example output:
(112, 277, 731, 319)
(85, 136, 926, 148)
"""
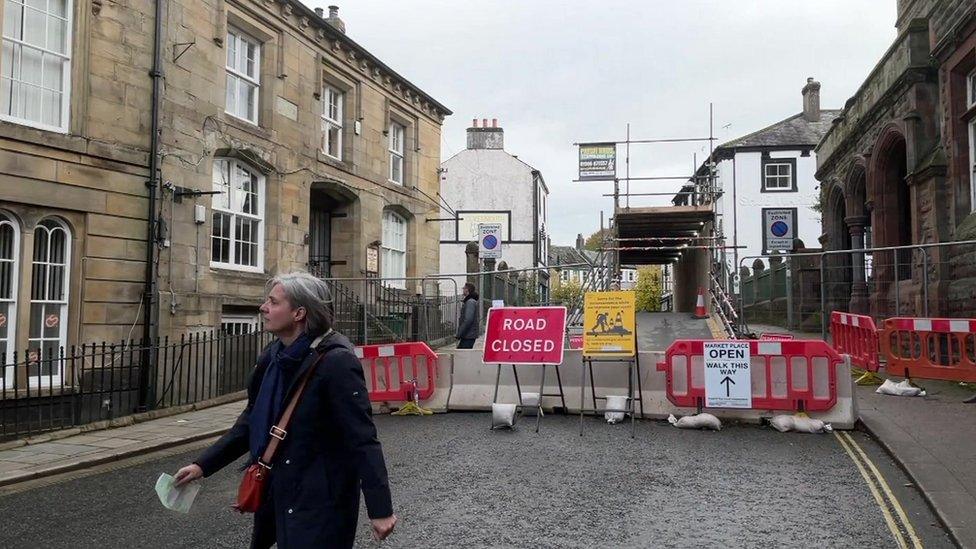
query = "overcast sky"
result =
(309, 1, 898, 245)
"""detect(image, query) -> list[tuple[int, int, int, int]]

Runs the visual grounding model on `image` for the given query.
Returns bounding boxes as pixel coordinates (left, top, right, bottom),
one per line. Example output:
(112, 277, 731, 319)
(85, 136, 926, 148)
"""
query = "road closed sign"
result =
(483, 306, 567, 365)
(762, 208, 796, 252)
(703, 341, 752, 408)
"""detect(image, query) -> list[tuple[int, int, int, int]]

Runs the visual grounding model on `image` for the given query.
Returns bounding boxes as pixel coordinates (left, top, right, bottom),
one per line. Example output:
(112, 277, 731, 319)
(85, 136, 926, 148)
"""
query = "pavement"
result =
(858, 378, 976, 546)
(0, 413, 953, 548)
(0, 401, 244, 487)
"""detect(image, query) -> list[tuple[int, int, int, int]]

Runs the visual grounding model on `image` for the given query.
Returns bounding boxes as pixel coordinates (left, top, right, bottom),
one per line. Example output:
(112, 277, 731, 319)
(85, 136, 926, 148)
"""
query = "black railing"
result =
(0, 329, 272, 442)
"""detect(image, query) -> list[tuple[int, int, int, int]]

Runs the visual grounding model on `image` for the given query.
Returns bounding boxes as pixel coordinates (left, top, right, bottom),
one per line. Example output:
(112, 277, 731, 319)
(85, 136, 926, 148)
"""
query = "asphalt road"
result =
(0, 414, 954, 548)
(636, 312, 713, 351)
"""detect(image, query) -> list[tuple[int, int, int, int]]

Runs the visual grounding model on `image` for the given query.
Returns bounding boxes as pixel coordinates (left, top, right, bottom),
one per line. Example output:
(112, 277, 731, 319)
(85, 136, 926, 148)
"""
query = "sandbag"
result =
(667, 413, 721, 431)
(876, 379, 926, 397)
(769, 414, 832, 433)
(605, 395, 629, 424)
(491, 403, 517, 429)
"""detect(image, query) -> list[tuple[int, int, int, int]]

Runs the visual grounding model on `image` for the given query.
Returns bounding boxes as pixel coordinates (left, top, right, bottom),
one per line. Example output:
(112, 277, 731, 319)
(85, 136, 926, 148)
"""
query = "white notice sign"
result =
(704, 341, 752, 409)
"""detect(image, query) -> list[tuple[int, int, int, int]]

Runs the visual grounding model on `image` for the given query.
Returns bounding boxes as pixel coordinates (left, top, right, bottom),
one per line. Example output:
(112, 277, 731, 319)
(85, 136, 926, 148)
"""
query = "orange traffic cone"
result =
(694, 287, 708, 319)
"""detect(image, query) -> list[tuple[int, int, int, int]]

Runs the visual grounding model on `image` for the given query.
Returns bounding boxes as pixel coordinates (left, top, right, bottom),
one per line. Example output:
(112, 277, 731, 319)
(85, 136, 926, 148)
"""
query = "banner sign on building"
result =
(582, 291, 636, 357)
(762, 208, 797, 252)
(458, 211, 509, 241)
(578, 143, 616, 181)
(478, 223, 503, 259)
(483, 306, 567, 365)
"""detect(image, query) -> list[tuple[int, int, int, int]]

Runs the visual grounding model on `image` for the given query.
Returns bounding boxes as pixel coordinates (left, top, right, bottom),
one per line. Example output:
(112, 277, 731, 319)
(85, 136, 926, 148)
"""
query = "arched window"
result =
(29, 217, 69, 383)
(0, 211, 19, 381)
(381, 210, 407, 288)
(211, 157, 265, 271)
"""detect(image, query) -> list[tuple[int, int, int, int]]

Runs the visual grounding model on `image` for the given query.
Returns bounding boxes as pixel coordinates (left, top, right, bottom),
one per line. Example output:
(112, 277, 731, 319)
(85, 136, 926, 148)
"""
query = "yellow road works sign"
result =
(583, 291, 636, 358)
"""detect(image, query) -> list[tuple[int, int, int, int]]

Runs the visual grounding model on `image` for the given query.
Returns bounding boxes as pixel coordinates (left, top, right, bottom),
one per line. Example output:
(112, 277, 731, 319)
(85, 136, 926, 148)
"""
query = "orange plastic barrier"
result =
(355, 342, 438, 402)
(656, 339, 842, 412)
(880, 317, 976, 383)
(829, 312, 881, 373)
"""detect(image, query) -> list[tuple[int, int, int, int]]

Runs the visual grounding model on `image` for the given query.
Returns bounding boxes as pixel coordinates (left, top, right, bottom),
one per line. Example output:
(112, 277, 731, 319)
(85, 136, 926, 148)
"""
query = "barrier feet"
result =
(964, 393, 976, 404)
(391, 402, 433, 416)
(854, 371, 884, 386)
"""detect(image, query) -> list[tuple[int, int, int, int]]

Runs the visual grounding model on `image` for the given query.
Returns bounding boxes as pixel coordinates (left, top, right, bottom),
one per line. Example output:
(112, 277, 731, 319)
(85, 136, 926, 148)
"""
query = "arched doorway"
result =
(871, 129, 912, 315)
(824, 185, 851, 313)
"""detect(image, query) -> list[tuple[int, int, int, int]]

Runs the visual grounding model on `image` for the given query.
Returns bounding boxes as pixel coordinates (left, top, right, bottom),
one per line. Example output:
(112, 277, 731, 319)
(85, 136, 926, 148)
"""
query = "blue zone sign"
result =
(763, 209, 796, 252)
(479, 223, 503, 259)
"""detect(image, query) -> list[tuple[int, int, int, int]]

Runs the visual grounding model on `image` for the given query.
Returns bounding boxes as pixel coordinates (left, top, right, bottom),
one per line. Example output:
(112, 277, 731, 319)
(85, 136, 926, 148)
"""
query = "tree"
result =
(551, 279, 582, 305)
(634, 267, 663, 312)
(584, 229, 610, 251)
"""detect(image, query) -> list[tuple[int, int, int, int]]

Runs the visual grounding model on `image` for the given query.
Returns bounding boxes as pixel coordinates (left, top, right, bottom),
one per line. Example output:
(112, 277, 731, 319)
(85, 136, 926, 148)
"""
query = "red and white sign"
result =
(568, 335, 583, 349)
(482, 306, 567, 365)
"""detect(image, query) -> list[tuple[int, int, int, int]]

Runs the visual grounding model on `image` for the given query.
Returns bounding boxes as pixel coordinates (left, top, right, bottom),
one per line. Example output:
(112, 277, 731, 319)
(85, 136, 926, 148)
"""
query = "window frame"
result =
(321, 85, 343, 160)
(210, 157, 265, 273)
(221, 313, 260, 335)
(968, 68, 976, 212)
(27, 217, 70, 387)
(0, 0, 73, 133)
(760, 158, 797, 193)
(0, 211, 19, 385)
(224, 27, 261, 125)
(388, 122, 405, 185)
(381, 210, 407, 289)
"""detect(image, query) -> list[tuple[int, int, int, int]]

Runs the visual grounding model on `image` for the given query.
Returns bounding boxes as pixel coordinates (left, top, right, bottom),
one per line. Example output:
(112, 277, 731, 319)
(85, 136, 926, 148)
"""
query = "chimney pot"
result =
(482, 118, 488, 128)
(492, 118, 497, 128)
(329, 5, 339, 18)
(472, 118, 478, 127)
(325, 5, 345, 33)
(314, 7, 323, 17)
(802, 77, 821, 122)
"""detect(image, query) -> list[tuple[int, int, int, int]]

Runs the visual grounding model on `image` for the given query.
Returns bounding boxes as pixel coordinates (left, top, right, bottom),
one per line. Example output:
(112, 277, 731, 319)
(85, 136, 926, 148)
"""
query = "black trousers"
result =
(456, 338, 476, 349)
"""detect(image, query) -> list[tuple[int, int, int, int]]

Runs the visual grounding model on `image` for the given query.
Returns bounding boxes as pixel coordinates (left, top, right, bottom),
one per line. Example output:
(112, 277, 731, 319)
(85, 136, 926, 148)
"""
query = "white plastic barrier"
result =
(434, 349, 857, 429)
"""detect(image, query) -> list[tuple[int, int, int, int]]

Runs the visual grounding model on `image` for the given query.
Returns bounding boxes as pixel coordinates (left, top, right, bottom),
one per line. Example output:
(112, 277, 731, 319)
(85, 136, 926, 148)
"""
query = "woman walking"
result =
(174, 272, 396, 548)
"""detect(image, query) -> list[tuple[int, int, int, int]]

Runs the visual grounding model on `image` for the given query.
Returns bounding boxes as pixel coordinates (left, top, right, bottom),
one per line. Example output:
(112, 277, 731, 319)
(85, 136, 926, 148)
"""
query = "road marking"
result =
(841, 431, 923, 549)
(834, 431, 922, 549)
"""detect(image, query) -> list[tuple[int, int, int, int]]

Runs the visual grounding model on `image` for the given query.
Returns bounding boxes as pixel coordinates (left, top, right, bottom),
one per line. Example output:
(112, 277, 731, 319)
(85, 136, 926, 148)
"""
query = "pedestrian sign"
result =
(703, 341, 752, 408)
(582, 291, 636, 358)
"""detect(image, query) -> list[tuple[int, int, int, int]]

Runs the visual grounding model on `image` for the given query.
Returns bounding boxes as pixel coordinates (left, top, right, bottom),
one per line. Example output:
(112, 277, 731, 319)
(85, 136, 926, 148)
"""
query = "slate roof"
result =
(718, 110, 842, 151)
(548, 246, 591, 268)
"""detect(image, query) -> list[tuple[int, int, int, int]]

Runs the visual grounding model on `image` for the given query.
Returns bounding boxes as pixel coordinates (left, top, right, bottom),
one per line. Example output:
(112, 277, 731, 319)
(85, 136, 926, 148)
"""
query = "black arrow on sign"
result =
(720, 376, 735, 397)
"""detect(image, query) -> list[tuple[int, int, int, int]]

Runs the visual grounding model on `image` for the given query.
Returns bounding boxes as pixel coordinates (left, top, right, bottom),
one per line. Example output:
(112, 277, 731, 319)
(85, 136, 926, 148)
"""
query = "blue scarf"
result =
(249, 332, 315, 461)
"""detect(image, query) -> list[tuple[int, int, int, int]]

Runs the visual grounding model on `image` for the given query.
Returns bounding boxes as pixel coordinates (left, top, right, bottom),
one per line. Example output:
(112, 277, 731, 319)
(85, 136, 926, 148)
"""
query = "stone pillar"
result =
(464, 241, 479, 290)
(846, 216, 870, 314)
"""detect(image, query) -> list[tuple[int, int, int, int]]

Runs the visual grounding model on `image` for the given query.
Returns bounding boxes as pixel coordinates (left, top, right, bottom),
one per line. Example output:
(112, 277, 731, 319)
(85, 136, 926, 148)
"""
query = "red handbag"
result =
(233, 346, 324, 513)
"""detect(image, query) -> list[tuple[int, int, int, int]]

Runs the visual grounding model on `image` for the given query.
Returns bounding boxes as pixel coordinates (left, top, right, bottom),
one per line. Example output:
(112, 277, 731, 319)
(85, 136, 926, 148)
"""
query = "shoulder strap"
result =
(258, 333, 333, 467)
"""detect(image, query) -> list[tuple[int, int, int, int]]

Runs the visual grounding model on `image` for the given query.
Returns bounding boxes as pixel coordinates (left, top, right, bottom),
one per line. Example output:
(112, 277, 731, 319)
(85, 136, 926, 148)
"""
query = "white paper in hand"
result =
(155, 473, 200, 514)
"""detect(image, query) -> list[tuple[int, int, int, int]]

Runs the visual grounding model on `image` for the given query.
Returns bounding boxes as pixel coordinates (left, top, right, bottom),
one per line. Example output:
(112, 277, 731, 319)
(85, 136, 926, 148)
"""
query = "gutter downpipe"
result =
(139, 0, 164, 411)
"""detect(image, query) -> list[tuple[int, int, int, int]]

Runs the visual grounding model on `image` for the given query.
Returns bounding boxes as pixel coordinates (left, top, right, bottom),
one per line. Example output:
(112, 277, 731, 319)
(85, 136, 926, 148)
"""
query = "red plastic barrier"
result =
(656, 339, 841, 412)
(356, 342, 438, 402)
(880, 317, 976, 383)
(829, 311, 880, 373)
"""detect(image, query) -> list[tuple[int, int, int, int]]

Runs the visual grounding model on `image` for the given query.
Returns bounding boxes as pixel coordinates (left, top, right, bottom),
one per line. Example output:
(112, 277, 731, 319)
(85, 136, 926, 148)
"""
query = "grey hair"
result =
(267, 272, 334, 336)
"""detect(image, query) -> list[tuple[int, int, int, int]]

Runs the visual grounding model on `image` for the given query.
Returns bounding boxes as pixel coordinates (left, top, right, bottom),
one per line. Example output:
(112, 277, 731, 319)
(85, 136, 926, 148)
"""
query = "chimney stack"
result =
(575, 233, 585, 251)
(325, 5, 346, 34)
(802, 77, 821, 122)
(467, 117, 504, 150)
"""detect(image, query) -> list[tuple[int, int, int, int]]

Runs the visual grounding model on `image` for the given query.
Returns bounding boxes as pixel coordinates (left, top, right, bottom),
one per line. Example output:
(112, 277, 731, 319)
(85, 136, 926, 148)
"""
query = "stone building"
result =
(815, 0, 976, 318)
(0, 0, 450, 376)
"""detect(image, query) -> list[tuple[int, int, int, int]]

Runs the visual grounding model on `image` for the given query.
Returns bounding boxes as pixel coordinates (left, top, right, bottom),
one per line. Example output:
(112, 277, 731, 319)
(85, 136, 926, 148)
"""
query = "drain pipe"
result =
(138, 0, 164, 411)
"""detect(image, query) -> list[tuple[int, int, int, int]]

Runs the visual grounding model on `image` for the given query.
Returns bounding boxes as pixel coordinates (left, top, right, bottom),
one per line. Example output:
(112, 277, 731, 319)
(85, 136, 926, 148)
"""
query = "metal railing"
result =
(0, 329, 272, 441)
(736, 239, 976, 339)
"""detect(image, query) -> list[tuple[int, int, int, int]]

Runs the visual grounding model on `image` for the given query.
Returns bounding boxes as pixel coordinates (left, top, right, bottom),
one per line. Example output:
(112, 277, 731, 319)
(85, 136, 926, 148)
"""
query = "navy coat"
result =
(195, 331, 393, 549)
